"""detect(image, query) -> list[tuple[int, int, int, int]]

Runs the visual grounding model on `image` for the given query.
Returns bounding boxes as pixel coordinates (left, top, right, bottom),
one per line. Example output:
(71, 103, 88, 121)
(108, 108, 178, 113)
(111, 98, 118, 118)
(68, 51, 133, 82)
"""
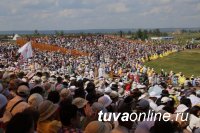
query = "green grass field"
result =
(144, 49, 200, 77)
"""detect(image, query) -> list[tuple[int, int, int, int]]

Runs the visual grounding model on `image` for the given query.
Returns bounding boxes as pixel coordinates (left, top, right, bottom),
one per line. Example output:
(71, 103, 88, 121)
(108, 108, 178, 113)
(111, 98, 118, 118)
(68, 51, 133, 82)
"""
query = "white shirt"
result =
(188, 94, 200, 106)
(187, 114, 200, 132)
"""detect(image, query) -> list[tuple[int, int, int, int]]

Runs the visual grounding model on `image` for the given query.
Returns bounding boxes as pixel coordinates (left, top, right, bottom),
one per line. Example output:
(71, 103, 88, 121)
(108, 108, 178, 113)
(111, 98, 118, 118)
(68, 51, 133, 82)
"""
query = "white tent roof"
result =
(13, 34, 21, 40)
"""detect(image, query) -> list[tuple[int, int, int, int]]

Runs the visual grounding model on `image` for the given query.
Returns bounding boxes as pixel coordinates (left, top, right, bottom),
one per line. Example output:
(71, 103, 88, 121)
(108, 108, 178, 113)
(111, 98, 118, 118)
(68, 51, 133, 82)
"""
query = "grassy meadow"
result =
(144, 49, 200, 77)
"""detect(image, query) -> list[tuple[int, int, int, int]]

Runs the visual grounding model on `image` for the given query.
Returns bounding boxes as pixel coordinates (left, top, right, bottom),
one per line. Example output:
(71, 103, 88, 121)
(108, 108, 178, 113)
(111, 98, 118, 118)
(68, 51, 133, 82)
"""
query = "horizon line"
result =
(1, 27, 200, 32)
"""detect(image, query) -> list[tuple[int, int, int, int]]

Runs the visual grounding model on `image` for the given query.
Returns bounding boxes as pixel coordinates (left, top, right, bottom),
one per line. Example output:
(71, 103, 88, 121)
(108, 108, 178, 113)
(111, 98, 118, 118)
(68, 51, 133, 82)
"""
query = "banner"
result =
(18, 41, 33, 59)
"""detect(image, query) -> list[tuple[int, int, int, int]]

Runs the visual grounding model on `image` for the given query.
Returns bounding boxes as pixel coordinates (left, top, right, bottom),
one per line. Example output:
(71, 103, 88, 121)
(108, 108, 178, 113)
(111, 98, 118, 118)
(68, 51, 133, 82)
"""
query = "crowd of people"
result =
(33, 35, 182, 59)
(0, 35, 200, 133)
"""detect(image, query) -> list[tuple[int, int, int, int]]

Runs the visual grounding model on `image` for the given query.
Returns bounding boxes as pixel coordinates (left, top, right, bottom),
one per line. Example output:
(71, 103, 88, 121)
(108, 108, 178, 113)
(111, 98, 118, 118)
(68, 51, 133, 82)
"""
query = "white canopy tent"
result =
(13, 34, 21, 40)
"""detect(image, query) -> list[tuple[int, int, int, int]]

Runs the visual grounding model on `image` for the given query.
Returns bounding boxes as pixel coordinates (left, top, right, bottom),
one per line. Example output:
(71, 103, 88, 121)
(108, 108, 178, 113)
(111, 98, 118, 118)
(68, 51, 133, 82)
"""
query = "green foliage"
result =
(54, 30, 65, 36)
(135, 29, 149, 40)
(33, 29, 40, 36)
(133, 29, 169, 40)
(127, 30, 132, 35)
(135, 29, 143, 40)
(153, 29, 161, 36)
(119, 30, 123, 37)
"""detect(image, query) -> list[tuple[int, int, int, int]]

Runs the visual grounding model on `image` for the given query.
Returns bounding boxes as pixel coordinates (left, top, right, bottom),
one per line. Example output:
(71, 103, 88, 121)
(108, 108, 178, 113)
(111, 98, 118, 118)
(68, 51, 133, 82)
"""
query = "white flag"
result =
(18, 41, 33, 59)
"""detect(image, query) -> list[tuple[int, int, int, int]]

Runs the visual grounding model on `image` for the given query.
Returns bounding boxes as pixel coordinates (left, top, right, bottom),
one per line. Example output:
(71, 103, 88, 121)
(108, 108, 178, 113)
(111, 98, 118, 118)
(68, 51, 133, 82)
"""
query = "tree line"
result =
(119, 29, 168, 40)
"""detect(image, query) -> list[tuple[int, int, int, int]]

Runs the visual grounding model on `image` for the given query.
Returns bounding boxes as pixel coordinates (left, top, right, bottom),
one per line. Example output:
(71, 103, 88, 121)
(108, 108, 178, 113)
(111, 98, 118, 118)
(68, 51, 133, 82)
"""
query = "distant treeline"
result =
(181, 29, 200, 33)
(1, 28, 200, 41)
(117, 29, 169, 40)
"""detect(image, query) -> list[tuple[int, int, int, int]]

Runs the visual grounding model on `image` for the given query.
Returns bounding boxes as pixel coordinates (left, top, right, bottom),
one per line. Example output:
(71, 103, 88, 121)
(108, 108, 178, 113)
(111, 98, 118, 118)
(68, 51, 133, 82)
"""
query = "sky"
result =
(0, 0, 200, 31)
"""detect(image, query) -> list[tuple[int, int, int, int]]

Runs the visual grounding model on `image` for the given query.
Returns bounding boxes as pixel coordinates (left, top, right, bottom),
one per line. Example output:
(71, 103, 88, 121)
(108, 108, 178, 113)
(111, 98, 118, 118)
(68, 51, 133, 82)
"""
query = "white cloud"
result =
(0, 0, 199, 30)
(106, 3, 129, 13)
(141, 6, 173, 16)
(140, 0, 173, 4)
(58, 8, 92, 18)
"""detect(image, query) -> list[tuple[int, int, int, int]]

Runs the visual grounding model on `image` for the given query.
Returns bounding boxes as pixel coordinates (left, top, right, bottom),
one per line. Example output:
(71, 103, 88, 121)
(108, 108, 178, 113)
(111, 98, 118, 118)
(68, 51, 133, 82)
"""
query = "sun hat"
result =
(96, 90, 104, 98)
(28, 93, 43, 109)
(41, 76, 47, 82)
(92, 102, 107, 113)
(0, 94, 8, 110)
(32, 76, 41, 82)
(72, 97, 88, 109)
(161, 97, 172, 104)
(17, 85, 30, 96)
(49, 77, 56, 83)
(85, 121, 111, 133)
(60, 88, 71, 99)
(69, 85, 77, 91)
(38, 100, 58, 122)
(149, 91, 161, 98)
(98, 95, 112, 108)
(109, 91, 119, 99)
(104, 87, 112, 94)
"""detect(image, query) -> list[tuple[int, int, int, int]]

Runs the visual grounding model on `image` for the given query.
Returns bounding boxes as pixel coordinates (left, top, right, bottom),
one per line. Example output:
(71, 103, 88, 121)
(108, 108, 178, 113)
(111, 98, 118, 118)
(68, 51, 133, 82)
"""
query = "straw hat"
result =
(92, 102, 107, 113)
(85, 121, 111, 133)
(41, 76, 47, 82)
(17, 85, 30, 96)
(60, 88, 71, 99)
(72, 97, 88, 109)
(38, 100, 58, 122)
(98, 95, 112, 108)
(28, 93, 43, 109)
(109, 91, 119, 99)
